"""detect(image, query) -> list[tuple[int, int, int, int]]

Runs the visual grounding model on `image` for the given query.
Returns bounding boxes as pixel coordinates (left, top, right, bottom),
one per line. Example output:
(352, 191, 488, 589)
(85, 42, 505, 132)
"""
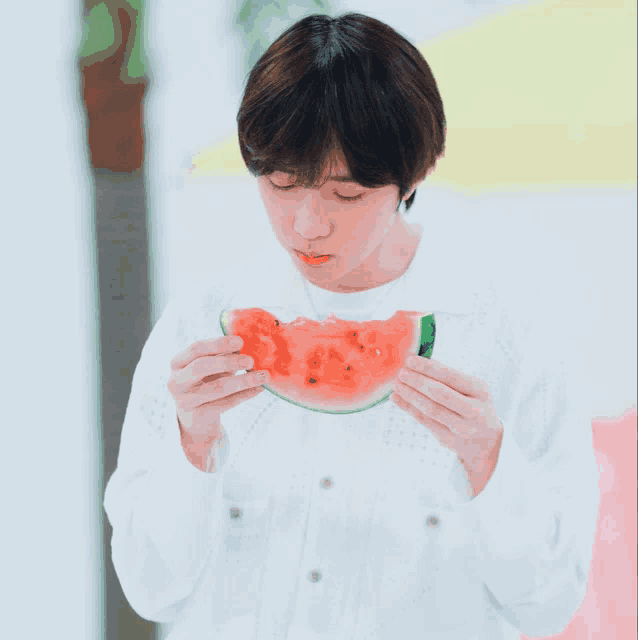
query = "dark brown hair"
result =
(236, 12, 446, 212)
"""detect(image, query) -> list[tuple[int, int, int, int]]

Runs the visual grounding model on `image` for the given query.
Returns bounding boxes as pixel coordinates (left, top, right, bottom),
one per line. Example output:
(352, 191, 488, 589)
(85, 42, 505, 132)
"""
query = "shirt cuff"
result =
(462, 421, 556, 559)
(146, 412, 227, 528)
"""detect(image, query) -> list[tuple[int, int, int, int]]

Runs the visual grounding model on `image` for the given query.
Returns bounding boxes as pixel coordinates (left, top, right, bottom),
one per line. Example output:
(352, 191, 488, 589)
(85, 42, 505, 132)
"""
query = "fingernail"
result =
(256, 371, 268, 381)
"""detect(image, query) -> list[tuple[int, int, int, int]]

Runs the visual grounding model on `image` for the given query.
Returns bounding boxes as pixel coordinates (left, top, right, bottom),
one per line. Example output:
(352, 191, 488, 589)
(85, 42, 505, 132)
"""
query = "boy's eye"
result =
(268, 176, 296, 190)
(269, 179, 364, 202)
(269, 181, 296, 190)
(334, 192, 364, 202)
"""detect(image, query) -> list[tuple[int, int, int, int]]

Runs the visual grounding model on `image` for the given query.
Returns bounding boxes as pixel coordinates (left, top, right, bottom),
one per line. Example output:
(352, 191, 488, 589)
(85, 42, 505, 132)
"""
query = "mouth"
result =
(294, 250, 333, 265)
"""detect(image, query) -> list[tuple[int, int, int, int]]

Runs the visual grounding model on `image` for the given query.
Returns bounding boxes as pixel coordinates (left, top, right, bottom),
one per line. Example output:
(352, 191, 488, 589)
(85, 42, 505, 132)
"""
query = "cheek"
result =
(261, 194, 296, 240)
(265, 208, 288, 238)
(258, 184, 286, 221)
(357, 196, 396, 235)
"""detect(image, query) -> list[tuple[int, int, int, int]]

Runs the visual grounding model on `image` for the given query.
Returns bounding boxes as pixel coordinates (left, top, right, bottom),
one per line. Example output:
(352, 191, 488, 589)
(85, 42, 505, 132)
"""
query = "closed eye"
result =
(334, 192, 363, 202)
(269, 180, 364, 202)
(269, 181, 296, 191)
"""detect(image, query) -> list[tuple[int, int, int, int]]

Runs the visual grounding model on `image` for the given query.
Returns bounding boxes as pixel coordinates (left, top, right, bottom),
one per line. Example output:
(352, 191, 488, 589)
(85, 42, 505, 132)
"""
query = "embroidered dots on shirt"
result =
(382, 403, 438, 452)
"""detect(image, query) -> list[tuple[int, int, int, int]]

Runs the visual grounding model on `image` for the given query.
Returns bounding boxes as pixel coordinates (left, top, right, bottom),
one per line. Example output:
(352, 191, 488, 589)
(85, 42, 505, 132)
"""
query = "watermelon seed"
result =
(275, 320, 280, 326)
(309, 378, 317, 384)
(346, 366, 351, 371)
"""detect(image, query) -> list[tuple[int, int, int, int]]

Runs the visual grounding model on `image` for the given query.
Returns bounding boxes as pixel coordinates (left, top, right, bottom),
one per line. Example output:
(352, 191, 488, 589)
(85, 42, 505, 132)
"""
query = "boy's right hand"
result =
(167, 336, 269, 443)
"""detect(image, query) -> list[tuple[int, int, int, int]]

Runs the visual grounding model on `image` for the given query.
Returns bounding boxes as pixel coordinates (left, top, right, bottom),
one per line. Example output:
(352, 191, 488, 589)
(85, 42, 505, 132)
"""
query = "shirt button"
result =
(319, 476, 333, 489)
(230, 507, 242, 519)
(426, 515, 439, 528)
(308, 570, 322, 583)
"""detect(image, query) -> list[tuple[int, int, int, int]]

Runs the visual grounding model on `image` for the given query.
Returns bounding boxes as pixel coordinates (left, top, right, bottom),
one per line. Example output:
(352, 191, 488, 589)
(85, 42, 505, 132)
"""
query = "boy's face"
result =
(257, 150, 418, 291)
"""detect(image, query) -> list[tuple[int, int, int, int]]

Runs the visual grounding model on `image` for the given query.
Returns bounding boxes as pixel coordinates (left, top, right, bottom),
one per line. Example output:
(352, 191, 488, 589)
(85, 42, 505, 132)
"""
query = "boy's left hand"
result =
(392, 355, 504, 492)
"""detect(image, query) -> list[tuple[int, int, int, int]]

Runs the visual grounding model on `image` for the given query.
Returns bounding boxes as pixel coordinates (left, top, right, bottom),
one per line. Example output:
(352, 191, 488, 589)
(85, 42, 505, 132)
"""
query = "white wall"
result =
(0, 2, 102, 640)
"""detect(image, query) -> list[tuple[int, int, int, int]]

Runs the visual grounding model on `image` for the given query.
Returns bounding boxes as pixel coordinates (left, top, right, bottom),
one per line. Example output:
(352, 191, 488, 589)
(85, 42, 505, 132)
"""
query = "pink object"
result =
(521, 407, 637, 640)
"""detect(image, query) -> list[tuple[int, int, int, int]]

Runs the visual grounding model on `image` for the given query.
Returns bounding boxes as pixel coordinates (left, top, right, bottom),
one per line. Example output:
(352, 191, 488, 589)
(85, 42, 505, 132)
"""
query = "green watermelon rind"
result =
(219, 310, 436, 415)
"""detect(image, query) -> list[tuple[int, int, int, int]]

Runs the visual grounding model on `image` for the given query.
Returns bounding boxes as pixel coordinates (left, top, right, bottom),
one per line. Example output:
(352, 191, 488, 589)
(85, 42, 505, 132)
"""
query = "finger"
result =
(190, 370, 269, 406)
(405, 356, 489, 399)
(398, 369, 479, 419)
(391, 390, 456, 451)
(170, 336, 243, 371)
(172, 354, 254, 393)
(394, 381, 465, 434)
(197, 382, 265, 411)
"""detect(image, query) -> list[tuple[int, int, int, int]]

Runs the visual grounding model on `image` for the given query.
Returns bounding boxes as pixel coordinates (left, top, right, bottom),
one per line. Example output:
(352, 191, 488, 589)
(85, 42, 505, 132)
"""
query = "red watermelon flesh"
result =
(220, 308, 435, 414)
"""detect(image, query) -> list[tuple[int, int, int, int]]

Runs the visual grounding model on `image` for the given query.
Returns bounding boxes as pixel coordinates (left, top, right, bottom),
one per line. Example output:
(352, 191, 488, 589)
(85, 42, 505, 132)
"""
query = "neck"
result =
(319, 215, 422, 294)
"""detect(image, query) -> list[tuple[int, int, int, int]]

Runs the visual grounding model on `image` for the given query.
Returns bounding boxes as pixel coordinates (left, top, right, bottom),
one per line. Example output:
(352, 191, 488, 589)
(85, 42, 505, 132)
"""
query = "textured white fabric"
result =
(104, 224, 600, 639)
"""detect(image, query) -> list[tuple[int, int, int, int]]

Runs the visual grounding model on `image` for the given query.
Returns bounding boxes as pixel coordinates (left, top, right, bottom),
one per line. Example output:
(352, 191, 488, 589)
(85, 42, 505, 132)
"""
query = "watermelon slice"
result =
(219, 308, 435, 414)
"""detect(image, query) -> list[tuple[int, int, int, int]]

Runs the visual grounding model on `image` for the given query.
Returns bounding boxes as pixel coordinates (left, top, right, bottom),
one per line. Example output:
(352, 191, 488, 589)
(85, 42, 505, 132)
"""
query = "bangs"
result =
(241, 65, 403, 191)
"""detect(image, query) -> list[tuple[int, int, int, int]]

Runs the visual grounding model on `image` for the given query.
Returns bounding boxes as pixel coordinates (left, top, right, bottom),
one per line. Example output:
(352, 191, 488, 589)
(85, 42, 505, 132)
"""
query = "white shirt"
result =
(104, 219, 600, 640)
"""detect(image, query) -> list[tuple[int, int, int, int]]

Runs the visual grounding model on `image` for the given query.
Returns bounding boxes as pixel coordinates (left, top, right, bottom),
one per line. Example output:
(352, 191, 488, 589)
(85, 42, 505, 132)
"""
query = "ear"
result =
(403, 187, 416, 202)
(403, 178, 425, 202)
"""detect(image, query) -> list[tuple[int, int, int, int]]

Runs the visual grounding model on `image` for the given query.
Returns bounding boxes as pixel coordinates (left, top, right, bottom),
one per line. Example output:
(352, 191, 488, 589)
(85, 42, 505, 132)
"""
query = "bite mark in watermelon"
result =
(220, 308, 435, 414)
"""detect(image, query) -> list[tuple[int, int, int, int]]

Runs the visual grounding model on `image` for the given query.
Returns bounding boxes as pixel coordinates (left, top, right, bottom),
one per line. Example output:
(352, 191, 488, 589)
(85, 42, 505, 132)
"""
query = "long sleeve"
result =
(460, 324, 601, 637)
(103, 291, 228, 623)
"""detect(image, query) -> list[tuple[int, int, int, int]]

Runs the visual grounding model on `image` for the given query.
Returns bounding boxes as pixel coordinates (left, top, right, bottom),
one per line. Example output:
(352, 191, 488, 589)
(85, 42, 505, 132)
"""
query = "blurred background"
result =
(1, 0, 635, 638)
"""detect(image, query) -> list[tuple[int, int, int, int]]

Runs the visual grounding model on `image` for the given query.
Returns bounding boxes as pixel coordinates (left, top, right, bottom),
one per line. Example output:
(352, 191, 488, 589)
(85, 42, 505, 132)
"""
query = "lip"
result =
(294, 250, 333, 265)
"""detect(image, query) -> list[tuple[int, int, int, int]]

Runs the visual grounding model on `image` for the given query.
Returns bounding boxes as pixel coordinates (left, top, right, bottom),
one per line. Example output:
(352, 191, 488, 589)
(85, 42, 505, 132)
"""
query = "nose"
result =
(293, 190, 331, 239)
